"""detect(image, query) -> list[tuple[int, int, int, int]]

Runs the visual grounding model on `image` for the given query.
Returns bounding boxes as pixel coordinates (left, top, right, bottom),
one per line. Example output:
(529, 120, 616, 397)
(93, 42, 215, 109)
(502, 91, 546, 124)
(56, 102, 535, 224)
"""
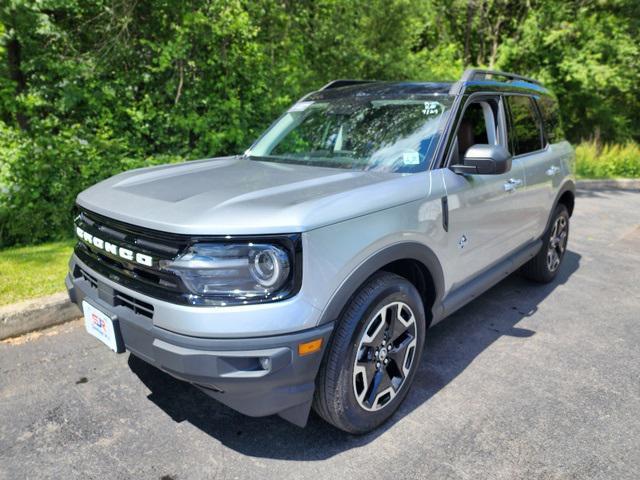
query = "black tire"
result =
(313, 271, 426, 434)
(521, 203, 570, 283)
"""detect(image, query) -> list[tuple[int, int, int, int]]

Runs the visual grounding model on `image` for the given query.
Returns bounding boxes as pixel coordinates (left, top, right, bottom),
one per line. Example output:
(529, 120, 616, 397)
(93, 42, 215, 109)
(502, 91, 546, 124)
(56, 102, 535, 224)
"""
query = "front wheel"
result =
(313, 272, 426, 434)
(522, 203, 570, 283)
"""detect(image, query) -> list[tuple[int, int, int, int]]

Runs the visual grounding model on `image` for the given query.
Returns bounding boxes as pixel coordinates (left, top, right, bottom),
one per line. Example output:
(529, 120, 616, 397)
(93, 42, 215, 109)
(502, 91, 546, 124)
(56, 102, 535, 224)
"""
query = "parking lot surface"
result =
(1, 188, 639, 480)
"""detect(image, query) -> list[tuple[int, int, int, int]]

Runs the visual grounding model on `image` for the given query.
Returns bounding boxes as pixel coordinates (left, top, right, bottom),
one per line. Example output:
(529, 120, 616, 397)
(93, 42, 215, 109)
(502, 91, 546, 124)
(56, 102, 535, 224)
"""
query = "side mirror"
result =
(451, 144, 512, 175)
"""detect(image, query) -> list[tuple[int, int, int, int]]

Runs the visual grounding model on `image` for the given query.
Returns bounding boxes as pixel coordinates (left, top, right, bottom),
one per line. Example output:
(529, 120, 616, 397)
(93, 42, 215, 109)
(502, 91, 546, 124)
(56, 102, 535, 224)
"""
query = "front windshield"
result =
(247, 95, 453, 173)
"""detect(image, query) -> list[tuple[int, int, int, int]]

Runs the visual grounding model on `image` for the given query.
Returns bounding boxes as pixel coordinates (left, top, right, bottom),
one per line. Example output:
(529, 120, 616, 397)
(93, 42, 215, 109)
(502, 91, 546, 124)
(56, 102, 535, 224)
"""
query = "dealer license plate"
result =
(82, 301, 120, 352)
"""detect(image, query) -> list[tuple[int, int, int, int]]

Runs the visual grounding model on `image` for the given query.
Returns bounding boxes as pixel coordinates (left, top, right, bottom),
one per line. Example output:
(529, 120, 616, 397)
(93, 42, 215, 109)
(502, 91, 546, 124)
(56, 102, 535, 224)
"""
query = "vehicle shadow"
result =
(128, 250, 581, 460)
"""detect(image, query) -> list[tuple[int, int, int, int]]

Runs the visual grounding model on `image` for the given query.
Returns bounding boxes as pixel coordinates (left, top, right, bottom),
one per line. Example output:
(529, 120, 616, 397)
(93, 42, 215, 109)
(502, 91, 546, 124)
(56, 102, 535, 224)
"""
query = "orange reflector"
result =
(298, 338, 323, 356)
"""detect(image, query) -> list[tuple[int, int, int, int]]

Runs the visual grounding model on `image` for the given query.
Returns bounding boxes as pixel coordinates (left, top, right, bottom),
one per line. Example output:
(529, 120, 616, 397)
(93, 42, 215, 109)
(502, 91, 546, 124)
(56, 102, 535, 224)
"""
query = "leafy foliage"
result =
(0, 0, 639, 246)
(576, 141, 640, 179)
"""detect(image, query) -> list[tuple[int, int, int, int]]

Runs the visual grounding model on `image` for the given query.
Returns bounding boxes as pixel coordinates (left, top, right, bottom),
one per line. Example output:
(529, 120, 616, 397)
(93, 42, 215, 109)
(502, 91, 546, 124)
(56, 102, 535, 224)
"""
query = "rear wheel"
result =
(522, 203, 570, 283)
(313, 272, 426, 434)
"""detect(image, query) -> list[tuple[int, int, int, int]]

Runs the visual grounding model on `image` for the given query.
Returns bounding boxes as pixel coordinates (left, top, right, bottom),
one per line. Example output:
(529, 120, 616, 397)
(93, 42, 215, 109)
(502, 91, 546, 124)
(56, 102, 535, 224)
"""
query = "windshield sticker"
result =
(422, 101, 443, 116)
(288, 101, 314, 112)
(402, 151, 420, 165)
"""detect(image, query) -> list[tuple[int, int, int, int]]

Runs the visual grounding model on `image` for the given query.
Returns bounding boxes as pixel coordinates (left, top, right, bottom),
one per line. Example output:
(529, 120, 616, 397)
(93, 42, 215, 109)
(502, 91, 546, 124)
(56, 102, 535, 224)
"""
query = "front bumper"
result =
(67, 255, 334, 426)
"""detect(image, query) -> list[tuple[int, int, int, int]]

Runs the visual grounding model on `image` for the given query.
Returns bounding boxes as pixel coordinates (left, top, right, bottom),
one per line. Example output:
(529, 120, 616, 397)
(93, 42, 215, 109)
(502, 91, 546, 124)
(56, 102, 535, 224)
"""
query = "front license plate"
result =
(82, 301, 121, 352)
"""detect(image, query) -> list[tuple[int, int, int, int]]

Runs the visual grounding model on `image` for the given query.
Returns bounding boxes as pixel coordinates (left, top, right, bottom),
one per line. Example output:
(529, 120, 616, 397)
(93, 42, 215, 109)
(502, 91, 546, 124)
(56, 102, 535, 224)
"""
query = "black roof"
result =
(307, 69, 551, 100)
(308, 81, 454, 101)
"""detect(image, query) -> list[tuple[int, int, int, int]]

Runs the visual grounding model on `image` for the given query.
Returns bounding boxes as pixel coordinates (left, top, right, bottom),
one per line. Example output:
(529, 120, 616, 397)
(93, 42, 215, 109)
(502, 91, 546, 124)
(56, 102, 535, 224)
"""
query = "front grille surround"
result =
(75, 208, 189, 303)
(74, 206, 302, 306)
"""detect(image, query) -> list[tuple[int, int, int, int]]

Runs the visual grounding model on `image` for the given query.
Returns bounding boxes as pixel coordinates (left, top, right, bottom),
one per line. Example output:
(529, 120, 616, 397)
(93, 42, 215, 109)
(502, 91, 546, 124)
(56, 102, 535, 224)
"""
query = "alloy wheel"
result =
(547, 215, 568, 272)
(353, 301, 418, 411)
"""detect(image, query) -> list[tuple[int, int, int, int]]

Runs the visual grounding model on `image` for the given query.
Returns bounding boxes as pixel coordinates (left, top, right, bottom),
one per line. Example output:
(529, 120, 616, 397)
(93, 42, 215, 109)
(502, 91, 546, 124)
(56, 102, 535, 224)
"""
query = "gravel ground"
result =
(1, 187, 639, 480)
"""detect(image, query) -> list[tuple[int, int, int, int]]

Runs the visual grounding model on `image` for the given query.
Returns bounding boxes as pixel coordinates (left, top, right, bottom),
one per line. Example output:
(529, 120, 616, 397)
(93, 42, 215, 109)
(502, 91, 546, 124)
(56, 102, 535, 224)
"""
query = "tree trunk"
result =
(463, 0, 474, 66)
(6, 36, 29, 130)
(488, 18, 503, 69)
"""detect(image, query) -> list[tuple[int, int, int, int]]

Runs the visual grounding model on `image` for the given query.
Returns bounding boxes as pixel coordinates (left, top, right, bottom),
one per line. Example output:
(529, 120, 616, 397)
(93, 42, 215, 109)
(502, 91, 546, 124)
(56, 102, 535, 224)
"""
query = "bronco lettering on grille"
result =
(76, 226, 153, 267)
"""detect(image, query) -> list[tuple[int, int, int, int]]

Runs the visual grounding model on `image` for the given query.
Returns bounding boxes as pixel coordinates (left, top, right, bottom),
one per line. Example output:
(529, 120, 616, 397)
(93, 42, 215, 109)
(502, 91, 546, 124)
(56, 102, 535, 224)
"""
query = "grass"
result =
(576, 140, 640, 179)
(0, 239, 75, 306)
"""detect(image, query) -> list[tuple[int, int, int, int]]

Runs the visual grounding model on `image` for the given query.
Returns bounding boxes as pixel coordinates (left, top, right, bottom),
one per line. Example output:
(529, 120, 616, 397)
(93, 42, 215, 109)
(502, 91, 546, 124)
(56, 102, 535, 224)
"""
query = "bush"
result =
(575, 141, 640, 179)
(0, 121, 183, 246)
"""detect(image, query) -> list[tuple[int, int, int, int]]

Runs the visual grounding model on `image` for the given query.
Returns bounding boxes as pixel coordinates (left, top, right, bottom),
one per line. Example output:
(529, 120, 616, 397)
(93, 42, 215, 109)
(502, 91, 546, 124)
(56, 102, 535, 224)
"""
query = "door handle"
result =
(504, 178, 522, 192)
(546, 165, 560, 176)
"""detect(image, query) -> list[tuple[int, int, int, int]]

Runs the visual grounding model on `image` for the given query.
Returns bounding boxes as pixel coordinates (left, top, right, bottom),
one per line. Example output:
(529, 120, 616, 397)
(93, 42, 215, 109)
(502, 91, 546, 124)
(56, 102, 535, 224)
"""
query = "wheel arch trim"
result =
(317, 242, 445, 327)
(545, 179, 576, 233)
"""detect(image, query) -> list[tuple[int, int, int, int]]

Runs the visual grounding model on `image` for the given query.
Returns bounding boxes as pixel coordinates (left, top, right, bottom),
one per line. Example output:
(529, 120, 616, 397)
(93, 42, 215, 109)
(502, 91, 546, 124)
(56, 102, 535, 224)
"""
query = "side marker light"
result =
(298, 338, 323, 356)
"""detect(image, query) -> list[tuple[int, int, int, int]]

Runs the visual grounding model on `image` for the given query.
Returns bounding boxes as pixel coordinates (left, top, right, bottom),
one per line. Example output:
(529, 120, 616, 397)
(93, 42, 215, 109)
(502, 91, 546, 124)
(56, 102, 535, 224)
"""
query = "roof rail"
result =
(461, 69, 542, 86)
(319, 79, 375, 91)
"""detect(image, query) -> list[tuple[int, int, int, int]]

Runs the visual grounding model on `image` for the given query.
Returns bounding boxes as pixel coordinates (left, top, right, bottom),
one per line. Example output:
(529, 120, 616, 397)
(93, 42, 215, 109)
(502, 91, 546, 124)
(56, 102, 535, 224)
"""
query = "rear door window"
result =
(536, 96, 564, 144)
(507, 96, 543, 155)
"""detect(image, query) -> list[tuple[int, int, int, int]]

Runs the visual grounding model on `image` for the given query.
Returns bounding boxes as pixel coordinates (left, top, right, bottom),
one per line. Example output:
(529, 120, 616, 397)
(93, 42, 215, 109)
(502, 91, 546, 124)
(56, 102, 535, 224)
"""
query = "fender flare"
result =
(544, 179, 576, 233)
(317, 242, 445, 326)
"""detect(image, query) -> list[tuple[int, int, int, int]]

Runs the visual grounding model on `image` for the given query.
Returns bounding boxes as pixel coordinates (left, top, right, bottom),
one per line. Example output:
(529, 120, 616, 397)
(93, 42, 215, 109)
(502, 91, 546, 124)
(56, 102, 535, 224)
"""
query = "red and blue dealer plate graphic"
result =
(82, 301, 119, 352)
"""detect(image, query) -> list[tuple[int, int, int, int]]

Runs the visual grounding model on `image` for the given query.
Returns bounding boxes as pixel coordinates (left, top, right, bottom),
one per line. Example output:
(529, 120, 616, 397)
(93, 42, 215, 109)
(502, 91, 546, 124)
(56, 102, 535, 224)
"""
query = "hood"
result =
(76, 156, 430, 235)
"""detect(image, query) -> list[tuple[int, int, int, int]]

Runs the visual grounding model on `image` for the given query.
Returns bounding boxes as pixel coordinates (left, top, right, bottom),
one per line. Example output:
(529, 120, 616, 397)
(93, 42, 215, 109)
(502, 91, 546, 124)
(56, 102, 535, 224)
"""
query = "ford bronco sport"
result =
(67, 69, 575, 434)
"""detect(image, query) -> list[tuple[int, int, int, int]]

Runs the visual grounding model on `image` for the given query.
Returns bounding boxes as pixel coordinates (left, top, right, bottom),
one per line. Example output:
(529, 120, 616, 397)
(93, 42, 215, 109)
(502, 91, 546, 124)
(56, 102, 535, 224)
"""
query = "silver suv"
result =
(66, 69, 575, 434)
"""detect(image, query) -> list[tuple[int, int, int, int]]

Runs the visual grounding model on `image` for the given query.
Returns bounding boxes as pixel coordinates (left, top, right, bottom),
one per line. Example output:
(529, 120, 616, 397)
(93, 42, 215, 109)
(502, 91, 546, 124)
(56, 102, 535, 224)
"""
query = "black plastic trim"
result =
(546, 180, 577, 229)
(461, 68, 542, 86)
(441, 196, 449, 232)
(437, 239, 543, 320)
(318, 242, 445, 327)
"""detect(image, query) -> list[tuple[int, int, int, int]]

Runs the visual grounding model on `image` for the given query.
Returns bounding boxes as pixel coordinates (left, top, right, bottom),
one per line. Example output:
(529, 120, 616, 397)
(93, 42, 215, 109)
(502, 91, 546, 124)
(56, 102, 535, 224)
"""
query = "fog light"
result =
(259, 357, 271, 370)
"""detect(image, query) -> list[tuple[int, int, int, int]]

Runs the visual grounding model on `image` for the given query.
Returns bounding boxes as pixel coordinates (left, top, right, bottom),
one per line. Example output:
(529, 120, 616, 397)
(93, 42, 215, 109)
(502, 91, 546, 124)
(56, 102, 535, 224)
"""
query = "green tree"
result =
(498, 0, 640, 142)
(0, 0, 638, 247)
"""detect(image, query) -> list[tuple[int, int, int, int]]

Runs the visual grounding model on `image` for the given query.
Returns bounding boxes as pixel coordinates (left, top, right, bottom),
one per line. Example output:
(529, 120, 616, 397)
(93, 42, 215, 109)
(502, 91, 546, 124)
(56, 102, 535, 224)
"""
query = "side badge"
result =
(458, 235, 468, 249)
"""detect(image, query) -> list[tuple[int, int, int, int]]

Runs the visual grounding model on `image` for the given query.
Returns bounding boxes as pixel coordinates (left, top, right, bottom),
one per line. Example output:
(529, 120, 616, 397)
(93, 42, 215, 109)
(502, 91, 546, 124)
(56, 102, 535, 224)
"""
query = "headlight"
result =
(159, 242, 293, 302)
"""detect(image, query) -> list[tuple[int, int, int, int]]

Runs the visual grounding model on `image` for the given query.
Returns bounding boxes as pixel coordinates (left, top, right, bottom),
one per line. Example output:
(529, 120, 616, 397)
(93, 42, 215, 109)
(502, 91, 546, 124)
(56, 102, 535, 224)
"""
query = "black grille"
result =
(74, 207, 190, 304)
(114, 291, 154, 319)
(74, 265, 155, 319)
(77, 266, 98, 289)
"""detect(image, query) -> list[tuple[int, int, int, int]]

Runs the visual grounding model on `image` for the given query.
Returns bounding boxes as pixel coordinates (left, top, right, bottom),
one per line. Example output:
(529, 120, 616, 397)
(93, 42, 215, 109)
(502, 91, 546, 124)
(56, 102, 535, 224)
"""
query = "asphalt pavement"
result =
(1, 187, 639, 480)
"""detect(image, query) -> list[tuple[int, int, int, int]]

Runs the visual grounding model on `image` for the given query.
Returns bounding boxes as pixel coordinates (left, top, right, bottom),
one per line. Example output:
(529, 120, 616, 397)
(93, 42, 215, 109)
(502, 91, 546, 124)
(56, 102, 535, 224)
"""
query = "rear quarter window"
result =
(536, 96, 565, 144)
